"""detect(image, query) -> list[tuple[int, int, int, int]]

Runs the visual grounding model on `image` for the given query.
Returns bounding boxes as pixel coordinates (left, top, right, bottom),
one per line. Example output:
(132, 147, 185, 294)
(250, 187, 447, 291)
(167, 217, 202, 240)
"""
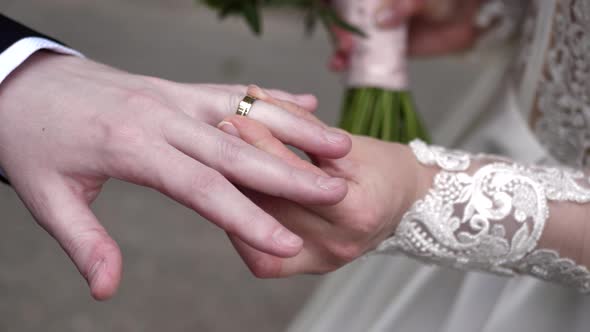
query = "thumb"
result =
(22, 179, 122, 301)
(376, 0, 427, 28)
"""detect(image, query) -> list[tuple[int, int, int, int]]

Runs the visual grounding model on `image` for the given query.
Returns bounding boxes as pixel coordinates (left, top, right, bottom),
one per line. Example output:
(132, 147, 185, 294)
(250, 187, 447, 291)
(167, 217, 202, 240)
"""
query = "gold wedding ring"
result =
(236, 95, 257, 117)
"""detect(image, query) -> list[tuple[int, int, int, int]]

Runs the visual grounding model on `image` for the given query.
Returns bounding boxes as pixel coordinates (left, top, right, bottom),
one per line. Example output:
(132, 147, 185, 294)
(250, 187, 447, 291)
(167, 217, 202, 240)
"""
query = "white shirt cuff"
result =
(0, 36, 83, 85)
(0, 37, 82, 180)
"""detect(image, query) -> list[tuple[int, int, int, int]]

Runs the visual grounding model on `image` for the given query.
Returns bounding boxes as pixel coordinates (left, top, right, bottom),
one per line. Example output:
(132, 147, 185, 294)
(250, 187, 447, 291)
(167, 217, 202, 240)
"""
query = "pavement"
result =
(0, 1, 478, 331)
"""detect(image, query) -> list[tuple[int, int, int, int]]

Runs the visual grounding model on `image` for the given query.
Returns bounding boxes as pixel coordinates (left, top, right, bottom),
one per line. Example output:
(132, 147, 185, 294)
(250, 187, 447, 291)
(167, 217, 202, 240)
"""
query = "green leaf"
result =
(242, 2, 262, 34)
(200, 0, 363, 37)
(304, 9, 318, 36)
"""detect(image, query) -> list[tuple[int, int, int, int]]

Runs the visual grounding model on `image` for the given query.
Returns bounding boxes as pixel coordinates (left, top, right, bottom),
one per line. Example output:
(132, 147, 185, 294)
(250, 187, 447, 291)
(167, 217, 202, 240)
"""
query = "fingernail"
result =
(317, 176, 345, 191)
(218, 121, 240, 138)
(376, 8, 398, 27)
(324, 129, 347, 144)
(296, 94, 316, 104)
(248, 84, 268, 99)
(273, 228, 303, 248)
(88, 260, 105, 285)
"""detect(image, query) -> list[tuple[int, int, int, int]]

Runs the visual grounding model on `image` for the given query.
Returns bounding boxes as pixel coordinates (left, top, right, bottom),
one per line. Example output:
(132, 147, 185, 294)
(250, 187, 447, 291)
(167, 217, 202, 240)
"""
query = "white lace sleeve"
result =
(375, 140, 590, 293)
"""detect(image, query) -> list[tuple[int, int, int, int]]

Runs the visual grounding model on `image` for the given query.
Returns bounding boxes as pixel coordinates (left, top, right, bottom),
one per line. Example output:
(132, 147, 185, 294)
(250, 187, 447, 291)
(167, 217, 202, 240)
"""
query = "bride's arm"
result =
(219, 99, 590, 293)
(377, 140, 590, 293)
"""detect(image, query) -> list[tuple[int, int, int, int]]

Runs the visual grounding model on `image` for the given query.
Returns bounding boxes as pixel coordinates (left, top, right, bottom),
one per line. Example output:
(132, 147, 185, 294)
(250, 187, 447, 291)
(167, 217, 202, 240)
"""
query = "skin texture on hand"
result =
(218, 94, 434, 278)
(330, 0, 482, 70)
(0, 52, 352, 300)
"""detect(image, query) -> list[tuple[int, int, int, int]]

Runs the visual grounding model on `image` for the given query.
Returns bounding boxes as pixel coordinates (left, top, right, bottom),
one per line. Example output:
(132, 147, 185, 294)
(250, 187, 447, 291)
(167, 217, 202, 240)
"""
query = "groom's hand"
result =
(0, 52, 351, 300)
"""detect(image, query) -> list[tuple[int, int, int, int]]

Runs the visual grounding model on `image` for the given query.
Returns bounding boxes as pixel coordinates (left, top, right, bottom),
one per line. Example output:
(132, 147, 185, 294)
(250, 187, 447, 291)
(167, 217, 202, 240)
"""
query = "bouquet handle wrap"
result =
(334, 0, 409, 90)
(200, 0, 428, 143)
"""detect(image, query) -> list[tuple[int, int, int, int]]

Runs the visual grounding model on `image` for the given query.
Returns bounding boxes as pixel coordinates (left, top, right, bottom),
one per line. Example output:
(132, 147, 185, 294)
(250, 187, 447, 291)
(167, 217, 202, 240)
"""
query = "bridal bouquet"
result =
(202, 0, 430, 143)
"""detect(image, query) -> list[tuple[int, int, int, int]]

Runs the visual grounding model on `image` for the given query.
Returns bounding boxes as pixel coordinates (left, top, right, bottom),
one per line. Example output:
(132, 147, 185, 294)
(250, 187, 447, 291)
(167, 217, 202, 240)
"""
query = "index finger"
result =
(243, 87, 352, 159)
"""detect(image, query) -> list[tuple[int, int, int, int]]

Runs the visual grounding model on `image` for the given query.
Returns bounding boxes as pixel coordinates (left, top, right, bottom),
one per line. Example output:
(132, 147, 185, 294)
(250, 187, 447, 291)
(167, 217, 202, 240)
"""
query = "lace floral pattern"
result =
(533, 0, 590, 168)
(376, 140, 590, 293)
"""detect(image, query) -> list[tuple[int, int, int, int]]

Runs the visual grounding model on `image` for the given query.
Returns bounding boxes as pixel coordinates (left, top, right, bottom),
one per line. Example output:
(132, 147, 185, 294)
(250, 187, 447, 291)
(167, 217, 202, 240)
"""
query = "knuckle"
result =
(326, 241, 363, 264)
(96, 118, 148, 171)
(139, 75, 170, 88)
(248, 256, 279, 279)
(63, 227, 118, 274)
(216, 137, 246, 164)
(121, 88, 169, 114)
(187, 169, 227, 198)
(92, 91, 170, 163)
(347, 207, 383, 236)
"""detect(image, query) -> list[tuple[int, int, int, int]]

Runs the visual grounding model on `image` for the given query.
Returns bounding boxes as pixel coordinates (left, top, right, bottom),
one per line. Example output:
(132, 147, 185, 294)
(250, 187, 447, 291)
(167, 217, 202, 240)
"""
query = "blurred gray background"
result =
(0, 0, 476, 331)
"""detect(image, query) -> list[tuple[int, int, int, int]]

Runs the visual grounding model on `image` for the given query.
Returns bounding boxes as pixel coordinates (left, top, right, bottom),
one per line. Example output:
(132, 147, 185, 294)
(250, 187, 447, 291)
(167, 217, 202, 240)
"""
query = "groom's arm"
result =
(0, 14, 83, 183)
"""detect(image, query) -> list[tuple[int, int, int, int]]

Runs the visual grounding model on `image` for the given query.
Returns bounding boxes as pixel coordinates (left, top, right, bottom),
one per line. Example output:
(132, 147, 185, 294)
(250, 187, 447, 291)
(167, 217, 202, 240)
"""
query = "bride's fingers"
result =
(376, 0, 427, 28)
(247, 86, 323, 122)
(215, 90, 351, 158)
(234, 86, 352, 158)
(230, 235, 335, 278)
(329, 26, 353, 72)
(408, 0, 480, 56)
(227, 200, 331, 278)
(232, 192, 340, 277)
(159, 82, 346, 157)
(204, 83, 319, 112)
(219, 115, 326, 176)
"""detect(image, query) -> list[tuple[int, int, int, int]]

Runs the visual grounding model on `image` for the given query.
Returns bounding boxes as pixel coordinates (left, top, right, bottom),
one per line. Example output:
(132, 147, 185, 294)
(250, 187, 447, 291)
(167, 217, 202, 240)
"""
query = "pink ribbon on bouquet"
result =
(335, 0, 409, 90)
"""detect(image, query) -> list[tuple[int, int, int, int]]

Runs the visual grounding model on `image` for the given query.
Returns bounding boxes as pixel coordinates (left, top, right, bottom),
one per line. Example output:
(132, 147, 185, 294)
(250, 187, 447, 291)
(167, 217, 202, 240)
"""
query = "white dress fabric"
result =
(287, 1, 590, 331)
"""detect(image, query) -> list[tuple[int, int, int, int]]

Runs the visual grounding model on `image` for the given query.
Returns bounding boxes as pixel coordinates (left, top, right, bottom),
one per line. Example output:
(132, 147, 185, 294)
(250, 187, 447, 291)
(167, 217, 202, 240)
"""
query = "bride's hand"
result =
(218, 97, 433, 277)
(330, 0, 482, 69)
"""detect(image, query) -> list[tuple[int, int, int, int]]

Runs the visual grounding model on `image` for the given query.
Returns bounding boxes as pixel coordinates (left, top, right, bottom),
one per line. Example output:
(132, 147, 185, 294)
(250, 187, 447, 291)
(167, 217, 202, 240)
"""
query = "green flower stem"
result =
(369, 91, 383, 137)
(380, 91, 393, 141)
(339, 88, 430, 144)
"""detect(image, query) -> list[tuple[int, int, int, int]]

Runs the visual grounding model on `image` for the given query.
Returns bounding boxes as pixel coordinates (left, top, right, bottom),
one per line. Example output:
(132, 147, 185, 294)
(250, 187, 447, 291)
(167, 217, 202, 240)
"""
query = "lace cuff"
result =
(375, 140, 590, 293)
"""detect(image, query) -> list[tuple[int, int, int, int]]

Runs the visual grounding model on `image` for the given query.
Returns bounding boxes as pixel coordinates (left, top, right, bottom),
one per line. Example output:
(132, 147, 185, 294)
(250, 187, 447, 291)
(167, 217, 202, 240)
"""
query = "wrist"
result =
(0, 52, 74, 178)
(389, 143, 436, 231)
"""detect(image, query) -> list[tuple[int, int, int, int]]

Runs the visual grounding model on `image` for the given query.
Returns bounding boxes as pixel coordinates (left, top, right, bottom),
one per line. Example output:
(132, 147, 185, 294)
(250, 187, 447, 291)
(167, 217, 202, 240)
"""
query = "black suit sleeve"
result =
(0, 14, 63, 52)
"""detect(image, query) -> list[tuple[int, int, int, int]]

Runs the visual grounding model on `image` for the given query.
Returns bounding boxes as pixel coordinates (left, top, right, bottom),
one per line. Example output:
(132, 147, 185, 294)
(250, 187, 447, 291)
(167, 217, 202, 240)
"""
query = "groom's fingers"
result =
(162, 115, 346, 205)
(119, 145, 304, 258)
(21, 180, 123, 301)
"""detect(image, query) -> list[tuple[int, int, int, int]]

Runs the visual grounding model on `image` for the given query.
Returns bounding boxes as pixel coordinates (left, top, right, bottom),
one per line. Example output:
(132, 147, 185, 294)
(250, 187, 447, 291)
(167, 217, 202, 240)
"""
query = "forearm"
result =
(377, 140, 590, 293)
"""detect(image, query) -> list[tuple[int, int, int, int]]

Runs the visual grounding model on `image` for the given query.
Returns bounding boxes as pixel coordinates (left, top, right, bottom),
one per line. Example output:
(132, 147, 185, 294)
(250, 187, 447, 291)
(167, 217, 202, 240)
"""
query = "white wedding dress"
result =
(287, 1, 590, 331)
